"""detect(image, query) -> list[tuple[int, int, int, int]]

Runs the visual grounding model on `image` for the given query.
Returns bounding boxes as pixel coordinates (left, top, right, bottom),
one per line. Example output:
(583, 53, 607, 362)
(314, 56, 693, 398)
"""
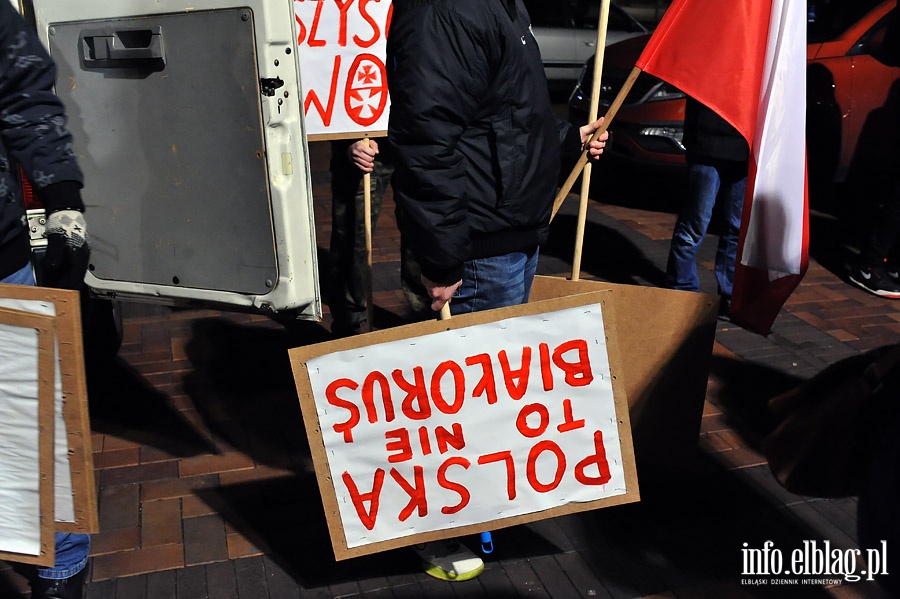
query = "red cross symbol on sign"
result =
(345, 53, 389, 127)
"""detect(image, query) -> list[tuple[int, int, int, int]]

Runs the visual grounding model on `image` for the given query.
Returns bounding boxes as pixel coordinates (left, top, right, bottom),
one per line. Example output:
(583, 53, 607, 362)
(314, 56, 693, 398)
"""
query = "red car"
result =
(569, 0, 900, 190)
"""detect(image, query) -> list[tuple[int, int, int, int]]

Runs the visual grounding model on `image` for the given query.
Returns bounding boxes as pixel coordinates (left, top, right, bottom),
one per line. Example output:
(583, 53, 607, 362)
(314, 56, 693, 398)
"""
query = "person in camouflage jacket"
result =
(1, 3, 92, 598)
(0, 1, 88, 290)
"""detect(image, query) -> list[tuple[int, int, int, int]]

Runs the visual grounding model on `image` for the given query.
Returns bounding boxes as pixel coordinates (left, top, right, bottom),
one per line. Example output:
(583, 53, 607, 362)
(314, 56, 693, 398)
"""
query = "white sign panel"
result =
(305, 303, 628, 549)
(294, 0, 392, 137)
(0, 298, 74, 523)
(0, 322, 43, 556)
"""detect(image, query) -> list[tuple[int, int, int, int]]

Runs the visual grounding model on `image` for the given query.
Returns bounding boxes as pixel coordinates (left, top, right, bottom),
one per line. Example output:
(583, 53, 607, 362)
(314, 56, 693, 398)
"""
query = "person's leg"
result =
(859, 177, 900, 269)
(1, 261, 34, 285)
(449, 248, 539, 315)
(849, 176, 900, 298)
(414, 248, 540, 581)
(2, 264, 91, 598)
(35, 532, 91, 577)
(395, 210, 432, 321)
(713, 167, 747, 301)
(665, 163, 720, 292)
(328, 141, 386, 335)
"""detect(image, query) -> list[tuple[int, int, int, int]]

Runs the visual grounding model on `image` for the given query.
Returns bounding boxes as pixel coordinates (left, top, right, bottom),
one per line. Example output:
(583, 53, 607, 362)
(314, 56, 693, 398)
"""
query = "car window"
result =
(849, 9, 895, 56)
(807, 0, 885, 43)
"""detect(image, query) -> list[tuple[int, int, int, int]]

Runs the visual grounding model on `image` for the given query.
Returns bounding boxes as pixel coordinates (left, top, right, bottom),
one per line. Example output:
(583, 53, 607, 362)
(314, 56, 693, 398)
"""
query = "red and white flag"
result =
(636, 0, 809, 335)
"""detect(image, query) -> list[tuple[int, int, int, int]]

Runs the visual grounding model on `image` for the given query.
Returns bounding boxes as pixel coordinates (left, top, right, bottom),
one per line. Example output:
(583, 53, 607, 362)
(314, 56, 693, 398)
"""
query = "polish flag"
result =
(636, 0, 809, 335)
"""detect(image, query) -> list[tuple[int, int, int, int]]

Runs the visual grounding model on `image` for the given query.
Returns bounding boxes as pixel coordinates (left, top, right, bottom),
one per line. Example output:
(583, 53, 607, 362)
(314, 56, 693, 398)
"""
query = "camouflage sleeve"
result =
(0, 2, 83, 212)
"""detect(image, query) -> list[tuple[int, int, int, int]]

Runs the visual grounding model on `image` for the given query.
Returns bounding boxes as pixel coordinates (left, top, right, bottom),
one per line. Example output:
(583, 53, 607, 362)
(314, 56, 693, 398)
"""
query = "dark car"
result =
(569, 0, 900, 190)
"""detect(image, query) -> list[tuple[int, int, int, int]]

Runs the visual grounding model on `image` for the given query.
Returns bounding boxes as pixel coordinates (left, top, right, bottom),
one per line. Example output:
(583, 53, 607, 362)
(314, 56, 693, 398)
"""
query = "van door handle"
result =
(81, 26, 165, 66)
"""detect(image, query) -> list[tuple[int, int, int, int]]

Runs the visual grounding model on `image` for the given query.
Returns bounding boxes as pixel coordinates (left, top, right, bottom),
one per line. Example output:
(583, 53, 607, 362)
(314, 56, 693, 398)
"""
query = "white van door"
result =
(26, 0, 320, 319)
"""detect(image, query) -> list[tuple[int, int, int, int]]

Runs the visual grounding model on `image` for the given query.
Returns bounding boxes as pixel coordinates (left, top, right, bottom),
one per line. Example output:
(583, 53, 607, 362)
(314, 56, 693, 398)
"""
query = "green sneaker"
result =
(412, 540, 484, 581)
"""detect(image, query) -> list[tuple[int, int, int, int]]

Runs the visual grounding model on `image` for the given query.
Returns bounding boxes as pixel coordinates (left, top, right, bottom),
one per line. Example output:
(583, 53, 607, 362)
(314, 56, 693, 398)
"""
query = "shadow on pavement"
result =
(587, 156, 688, 214)
(87, 351, 216, 458)
(707, 354, 801, 451)
(182, 316, 331, 471)
(543, 212, 668, 287)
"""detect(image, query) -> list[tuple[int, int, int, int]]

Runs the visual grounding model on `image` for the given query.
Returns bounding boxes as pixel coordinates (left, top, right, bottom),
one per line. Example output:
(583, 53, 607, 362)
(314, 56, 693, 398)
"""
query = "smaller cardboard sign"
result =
(530, 277, 719, 465)
(290, 292, 638, 560)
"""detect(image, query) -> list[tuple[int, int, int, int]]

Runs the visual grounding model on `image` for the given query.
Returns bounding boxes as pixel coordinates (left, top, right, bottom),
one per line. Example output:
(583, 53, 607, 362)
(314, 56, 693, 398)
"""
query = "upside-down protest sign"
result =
(289, 292, 638, 560)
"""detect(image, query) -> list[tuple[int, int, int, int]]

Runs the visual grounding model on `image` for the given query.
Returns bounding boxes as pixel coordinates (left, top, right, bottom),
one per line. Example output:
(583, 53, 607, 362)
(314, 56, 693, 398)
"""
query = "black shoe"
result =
(30, 567, 87, 599)
(717, 293, 732, 320)
(848, 265, 900, 299)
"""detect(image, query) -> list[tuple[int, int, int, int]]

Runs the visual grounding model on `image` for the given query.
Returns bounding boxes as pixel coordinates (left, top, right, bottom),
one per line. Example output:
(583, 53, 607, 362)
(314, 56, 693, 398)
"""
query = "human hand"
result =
(43, 209, 89, 290)
(348, 139, 379, 173)
(579, 117, 609, 161)
(421, 275, 462, 312)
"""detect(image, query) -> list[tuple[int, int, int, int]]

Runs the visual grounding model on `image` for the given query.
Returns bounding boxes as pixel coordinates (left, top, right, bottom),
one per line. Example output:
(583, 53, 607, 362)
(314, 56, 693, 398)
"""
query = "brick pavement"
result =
(1, 144, 897, 598)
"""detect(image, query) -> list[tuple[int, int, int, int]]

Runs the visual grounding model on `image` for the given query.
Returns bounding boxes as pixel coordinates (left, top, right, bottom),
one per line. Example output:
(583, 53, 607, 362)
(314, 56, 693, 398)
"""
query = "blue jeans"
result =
(1, 264, 91, 579)
(666, 161, 746, 298)
(449, 248, 539, 315)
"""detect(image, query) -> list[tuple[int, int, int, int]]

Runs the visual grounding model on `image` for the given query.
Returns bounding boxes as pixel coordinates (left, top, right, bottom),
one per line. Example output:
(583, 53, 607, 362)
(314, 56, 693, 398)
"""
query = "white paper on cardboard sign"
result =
(306, 303, 627, 548)
(0, 298, 74, 524)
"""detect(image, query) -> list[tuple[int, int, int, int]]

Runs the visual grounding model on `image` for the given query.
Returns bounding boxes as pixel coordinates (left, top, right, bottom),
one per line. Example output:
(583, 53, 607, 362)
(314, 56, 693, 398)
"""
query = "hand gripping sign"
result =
(289, 292, 639, 559)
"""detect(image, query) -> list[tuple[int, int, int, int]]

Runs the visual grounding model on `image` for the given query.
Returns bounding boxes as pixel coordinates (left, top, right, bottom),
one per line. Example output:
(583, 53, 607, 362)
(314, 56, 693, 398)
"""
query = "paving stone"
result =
(114, 574, 146, 599)
(206, 561, 239, 599)
(146, 570, 176, 599)
(183, 514, 229, 566)
(98, 483, 140, 531)
(91, 526, 141, 557)
(141, 498, 183, 548)
(92, 544, 184, 580)
(175, 565, 207, 599)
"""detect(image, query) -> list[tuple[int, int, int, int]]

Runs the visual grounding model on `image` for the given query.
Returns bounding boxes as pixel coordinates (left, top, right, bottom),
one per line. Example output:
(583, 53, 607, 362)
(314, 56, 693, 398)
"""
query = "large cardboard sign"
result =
(0, 285, 98, 567)
(530, 277, 719, 465)
(0, 307, 56, 566)
(290, 292, 639, 560)
(295, 0, 392, 139)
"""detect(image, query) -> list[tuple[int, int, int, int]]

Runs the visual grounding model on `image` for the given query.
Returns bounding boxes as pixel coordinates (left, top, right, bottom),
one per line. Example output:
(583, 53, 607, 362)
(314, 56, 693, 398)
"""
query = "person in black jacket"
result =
(1, 4, 92, 598)
(386, 0, 607, 317)
(665, 96, 749, 313)
(385, 0, 606, 582)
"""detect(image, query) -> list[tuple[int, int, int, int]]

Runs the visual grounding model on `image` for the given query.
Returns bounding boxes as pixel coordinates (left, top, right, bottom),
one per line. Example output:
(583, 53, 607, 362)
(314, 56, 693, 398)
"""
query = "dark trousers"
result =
(859, 177, 900, 269)
(327, 139, 428, 335)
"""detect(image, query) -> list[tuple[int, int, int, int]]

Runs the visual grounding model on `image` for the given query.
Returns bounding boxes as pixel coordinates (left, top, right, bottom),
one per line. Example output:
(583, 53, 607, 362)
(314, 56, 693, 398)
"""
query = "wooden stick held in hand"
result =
(551, 66, 643, 222)
(363, 136, 374, 332)
(572, 0, 611, 281)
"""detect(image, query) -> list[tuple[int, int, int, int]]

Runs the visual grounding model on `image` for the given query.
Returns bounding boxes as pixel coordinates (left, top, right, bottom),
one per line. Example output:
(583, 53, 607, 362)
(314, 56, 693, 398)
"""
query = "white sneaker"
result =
(412, 540, 484, 581)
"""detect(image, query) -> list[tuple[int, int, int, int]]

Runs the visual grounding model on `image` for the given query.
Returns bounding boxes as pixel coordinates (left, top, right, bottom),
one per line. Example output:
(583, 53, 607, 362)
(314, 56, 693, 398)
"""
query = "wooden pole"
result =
(439, 302, 451, 321)
(363, 136, 374, 332)
(571, 0, 610, 281)
(551, 66, 643, 222)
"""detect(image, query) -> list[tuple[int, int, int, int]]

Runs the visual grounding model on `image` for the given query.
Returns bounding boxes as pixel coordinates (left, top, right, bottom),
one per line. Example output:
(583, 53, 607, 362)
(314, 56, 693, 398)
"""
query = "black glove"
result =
(43, 209, 89, 289)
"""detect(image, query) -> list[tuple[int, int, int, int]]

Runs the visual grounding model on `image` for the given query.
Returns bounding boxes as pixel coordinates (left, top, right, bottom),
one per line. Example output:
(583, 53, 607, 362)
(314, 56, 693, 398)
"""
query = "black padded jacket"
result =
(387, 0, 581, 285)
